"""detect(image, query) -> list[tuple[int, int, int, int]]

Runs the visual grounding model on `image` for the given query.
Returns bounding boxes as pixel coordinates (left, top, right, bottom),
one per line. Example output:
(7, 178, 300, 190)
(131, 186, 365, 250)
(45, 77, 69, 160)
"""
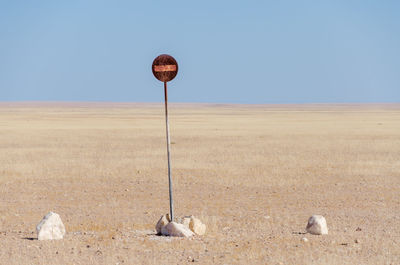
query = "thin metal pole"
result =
(164, 81, 174, 222)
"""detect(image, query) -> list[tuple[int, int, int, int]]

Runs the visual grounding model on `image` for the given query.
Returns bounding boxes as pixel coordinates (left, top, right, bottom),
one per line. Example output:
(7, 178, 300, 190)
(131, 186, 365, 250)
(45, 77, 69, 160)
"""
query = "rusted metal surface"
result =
(152, 54, 178, 82)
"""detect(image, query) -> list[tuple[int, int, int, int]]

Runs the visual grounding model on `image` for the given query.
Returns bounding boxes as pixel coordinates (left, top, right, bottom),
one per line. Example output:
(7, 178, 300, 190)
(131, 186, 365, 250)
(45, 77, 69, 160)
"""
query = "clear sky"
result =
(1, 1, 399, 103)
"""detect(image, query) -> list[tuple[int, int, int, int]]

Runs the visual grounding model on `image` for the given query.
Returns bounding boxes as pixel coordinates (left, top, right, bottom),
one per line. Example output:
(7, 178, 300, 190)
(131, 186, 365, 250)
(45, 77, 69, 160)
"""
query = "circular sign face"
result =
(152, 54, 178, 82)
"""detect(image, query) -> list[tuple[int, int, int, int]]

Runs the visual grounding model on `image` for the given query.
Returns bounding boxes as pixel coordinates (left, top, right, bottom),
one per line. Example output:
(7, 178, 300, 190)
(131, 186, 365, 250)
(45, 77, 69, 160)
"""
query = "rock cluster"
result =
(36, 212, 66, 240)
(306, 215, 328, 235)
(155, 214, 206, 237)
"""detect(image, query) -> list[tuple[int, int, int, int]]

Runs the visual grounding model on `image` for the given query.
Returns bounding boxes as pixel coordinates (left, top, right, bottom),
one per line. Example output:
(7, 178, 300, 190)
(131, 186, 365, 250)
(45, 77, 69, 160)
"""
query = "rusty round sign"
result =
(152, 54, 178, 82)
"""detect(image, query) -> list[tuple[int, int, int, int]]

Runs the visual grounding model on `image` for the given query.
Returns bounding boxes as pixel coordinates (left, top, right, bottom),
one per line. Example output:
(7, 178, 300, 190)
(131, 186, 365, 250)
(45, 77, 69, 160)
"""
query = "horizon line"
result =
(0, 101, 399, 106)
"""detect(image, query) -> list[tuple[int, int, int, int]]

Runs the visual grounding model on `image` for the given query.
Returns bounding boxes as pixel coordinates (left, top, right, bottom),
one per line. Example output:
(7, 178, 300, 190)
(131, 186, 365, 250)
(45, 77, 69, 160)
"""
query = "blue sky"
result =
(0, 1, 399, 103)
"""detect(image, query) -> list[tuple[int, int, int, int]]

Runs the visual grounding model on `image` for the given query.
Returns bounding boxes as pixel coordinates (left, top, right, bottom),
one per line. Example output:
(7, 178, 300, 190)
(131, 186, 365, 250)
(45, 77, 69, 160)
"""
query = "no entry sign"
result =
(152, 54, 178, 222)
(152, 54, 178, 83)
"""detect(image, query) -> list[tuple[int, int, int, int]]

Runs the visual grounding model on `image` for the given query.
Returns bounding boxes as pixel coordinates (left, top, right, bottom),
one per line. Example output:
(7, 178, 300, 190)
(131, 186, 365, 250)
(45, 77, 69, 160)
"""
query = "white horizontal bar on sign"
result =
(154, 65, 177, 72)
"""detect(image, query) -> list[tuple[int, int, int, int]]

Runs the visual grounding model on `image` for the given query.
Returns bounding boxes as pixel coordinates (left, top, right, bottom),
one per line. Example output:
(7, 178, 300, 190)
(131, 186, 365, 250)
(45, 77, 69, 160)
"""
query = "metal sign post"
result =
(152, 54, 178, 222)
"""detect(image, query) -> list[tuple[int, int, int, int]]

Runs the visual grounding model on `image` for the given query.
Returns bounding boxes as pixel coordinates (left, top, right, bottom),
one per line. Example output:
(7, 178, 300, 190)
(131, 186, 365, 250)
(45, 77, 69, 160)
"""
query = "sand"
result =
(0, 102, 399, 264)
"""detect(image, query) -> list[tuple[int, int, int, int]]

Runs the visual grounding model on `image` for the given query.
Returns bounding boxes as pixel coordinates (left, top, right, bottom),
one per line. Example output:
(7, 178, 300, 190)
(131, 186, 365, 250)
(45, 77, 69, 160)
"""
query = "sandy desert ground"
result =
(0, 102, 399, 264)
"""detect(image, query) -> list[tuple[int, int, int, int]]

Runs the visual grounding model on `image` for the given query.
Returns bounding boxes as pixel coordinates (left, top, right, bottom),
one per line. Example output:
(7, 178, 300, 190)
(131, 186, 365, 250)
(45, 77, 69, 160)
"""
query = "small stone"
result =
(306, 215, 328, 235)
(161, 222, 194, 237)
(181, 216, 206, 235)
(155, 214, 171, 235)
(301, 237, 308, 242)
(355, 239, 360, 244)
(189, 216, 206, 236)
(356, 227, 362, 231)
(36, 212, 66, 240)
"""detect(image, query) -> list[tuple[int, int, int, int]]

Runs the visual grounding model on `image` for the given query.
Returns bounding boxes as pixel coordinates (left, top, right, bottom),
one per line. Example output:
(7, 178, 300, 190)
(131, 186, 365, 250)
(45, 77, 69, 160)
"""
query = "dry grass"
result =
(0, 102, 399, 264)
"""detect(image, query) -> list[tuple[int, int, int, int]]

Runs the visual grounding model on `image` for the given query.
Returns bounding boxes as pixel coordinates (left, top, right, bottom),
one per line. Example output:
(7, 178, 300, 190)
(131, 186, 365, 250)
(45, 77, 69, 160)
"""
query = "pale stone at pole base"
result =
(306, 215, 328, 235)
(161, 222, 194, 237)
(179, 215, 207, 236)
(36, 212, 66, 240)
(155, 214, 171, 235)
(188, 216, 206, 235)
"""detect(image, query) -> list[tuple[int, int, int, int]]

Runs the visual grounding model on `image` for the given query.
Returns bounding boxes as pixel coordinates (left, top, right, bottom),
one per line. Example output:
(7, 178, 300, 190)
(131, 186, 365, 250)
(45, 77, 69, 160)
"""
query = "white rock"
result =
(181, 216, 206, 235)
(161, 222, 194, 237)
(155, 214, 171, 235)
(189, 216, 206, 236)
(306, 215, 328, 235)
(36, 212, 66, 240)
(301, 237, 309, 242)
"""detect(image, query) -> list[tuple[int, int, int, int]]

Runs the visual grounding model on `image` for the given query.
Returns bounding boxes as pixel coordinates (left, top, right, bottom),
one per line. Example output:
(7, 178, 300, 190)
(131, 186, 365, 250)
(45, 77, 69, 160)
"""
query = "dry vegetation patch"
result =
(0, 103, 399, 264)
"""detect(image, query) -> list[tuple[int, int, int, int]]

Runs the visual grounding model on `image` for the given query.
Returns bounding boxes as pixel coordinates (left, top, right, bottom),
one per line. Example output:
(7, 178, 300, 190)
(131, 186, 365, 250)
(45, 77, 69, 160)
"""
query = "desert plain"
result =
(0, 102, 399, 264)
